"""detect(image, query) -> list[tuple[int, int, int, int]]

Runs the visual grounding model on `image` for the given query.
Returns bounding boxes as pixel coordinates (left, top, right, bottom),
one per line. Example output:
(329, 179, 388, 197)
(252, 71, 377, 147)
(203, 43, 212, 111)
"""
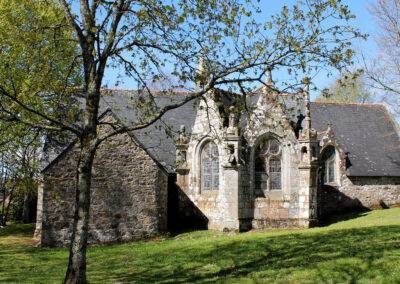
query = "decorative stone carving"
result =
(176, 125, 190, 173)
(177, 125, 189, 145)
(227, 106, 239, 136)
(226, 144, 237, 166)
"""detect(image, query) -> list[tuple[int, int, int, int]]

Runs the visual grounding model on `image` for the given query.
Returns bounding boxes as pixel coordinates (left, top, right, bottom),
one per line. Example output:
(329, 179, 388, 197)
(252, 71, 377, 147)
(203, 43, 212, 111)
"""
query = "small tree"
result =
(0, 123, 40, 226)
(0, 0, 365, 282)
(317, 71, 373, 103)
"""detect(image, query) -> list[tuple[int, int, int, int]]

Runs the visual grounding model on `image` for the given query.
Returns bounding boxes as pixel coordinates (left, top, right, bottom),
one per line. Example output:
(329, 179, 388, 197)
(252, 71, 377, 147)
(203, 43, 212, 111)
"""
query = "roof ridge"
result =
(66, 86, 196, 94)
(250, 85, 305, 96)
(311, 101, 382, 106)
(101, 88, 196, 94)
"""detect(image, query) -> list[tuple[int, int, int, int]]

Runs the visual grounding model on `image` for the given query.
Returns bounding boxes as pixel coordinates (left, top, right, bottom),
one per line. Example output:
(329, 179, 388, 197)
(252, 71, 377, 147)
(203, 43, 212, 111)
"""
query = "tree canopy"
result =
(0, 0, 81, 227)
(316, 71, 373, 103)
(0, 0, 82, 133)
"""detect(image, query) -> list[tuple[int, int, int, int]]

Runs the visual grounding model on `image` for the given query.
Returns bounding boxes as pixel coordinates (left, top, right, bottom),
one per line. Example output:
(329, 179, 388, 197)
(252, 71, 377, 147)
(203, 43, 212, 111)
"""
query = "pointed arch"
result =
(254, 135, 282, 191)
(200, 140, 219, 191)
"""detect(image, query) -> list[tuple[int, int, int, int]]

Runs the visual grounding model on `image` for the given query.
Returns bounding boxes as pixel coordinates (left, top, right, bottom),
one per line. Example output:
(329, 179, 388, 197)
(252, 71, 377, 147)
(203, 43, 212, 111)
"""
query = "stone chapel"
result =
(34, 71, 400, 247)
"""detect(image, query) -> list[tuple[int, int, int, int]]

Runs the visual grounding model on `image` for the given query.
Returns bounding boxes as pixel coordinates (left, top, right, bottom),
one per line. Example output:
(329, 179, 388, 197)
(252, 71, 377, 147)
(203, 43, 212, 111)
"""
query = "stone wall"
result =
(35, 125, 168, 247)
(175, 91, 316, 231)
(244, 93, 315, 230)
(175, 92, 232, 231)
(320, 176, 400, 216)
(319, 130, 400, 216)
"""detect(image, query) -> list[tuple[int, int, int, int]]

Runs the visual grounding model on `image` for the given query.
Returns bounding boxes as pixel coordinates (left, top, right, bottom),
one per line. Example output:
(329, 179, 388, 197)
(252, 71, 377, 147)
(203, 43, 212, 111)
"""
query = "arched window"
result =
(201, 141, 219, 191)
(322, 146, 336, 184)
(255, 138, 281, 191)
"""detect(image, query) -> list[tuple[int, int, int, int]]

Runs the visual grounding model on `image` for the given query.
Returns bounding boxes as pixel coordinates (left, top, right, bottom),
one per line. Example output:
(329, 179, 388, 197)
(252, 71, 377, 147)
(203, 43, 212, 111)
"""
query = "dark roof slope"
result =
(42, 89, 199, 174)
(101, 90, 198, 173)
(311, 102, 400, 177)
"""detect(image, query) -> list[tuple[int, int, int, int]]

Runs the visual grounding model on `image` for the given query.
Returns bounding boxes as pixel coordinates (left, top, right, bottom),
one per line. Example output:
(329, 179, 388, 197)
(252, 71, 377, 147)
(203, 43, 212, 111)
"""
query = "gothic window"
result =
(322, 146, 336, 184)
(325, 154, 335, 183)
(255, 138, 282, 191)
(201, 141, 219, 191)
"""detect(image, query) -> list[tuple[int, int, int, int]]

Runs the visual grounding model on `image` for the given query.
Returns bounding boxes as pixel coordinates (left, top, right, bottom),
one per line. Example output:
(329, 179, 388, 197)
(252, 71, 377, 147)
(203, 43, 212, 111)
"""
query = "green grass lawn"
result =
(1, 208, 400, 283)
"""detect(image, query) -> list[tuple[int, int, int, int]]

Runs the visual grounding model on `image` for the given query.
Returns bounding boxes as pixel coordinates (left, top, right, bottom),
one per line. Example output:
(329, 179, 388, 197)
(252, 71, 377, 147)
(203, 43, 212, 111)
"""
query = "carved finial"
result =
(304, 78, 310, 94)
(197, 54, 204, 73)
(195, 53, 208, 92)
(266, 67, 274, 86)
(303, 77, 311, 131)
(327, 122, 332, 133)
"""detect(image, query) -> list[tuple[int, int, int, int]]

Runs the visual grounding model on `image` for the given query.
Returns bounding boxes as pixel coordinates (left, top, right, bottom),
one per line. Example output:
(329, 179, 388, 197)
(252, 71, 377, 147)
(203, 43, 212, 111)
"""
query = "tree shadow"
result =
(107, 225, 400, 283)
(0, 223, 35, 238)
(318, 184, 370, 226)
(318, 211, 369, 227)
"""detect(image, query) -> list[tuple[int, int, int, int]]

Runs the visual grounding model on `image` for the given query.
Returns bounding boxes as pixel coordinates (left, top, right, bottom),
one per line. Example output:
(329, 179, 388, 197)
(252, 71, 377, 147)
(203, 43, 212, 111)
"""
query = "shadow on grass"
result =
(106, 225, 400, 283)
(0, 223, 35, 238)
(318, 210, 370, 227)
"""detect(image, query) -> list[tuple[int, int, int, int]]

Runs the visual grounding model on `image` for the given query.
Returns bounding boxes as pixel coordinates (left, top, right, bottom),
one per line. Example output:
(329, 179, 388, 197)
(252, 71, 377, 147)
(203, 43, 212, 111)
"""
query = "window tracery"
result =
(324, 151, 335, 184)
(255, 138, 282, 191)
(201, 141, 219, 191)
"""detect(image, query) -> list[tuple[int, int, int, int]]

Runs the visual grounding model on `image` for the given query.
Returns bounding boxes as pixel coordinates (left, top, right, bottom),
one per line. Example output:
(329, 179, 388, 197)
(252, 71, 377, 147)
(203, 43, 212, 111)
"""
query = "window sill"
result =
(254, 190, 284, 201)
(267, 190, 284, 200)
(324, 182, 338, 187)
(200, 190, 219, 196)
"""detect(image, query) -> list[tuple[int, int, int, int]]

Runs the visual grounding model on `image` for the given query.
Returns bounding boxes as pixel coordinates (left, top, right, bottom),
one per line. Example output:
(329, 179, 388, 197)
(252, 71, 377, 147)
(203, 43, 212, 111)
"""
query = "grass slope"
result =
(0, 208, 399, 283)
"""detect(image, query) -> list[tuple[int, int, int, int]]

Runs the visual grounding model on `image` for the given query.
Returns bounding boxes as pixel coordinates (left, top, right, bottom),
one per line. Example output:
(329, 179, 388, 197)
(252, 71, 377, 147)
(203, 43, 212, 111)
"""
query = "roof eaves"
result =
(311, 101, 383, 107)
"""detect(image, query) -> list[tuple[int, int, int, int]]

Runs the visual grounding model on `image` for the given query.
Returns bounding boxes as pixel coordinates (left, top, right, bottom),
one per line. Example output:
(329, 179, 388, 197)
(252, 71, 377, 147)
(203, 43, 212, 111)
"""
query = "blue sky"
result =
(98, 1, 378, 100)
(250, 0, 378, 99)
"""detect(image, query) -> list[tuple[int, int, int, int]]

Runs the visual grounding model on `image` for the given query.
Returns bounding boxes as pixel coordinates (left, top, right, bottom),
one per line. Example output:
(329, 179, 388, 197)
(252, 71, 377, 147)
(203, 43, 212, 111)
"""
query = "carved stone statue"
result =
(177, 125, 189, 144)
(227, 106, 238, 136)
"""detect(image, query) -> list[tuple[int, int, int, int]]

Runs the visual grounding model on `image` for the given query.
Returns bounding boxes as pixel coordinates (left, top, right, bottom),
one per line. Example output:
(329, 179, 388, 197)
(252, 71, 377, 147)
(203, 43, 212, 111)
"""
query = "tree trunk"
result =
(1, 186, 5, 226)
(2, 187, 14, 227)
(64, 141, 96, 284)
(22, 193, 30, 223)
(63, 22, 104, 281)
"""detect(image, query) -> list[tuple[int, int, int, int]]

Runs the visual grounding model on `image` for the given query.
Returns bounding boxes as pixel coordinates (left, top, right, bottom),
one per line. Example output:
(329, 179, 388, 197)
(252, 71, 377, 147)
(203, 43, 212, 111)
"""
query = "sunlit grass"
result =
(1, 208, 400, 283)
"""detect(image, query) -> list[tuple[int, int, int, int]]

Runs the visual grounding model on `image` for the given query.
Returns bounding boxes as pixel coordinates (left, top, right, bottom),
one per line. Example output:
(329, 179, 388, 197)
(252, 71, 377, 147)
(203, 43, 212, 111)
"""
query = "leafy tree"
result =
(364, 0, 400, 115)
(0, 0, 81, 226)
(0, 0, 365, 282)
(0, 121, 41, 226)
(317, 71, 373, 103)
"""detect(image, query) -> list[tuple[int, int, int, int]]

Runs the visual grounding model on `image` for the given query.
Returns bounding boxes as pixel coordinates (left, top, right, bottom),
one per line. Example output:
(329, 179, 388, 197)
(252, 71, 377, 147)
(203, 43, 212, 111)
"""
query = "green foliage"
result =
(0, 0, 82, 226)
(1, 208, 400, 282)
(317, 71, 373, 103)
(0, 0, 82, 131)
(7, 180, 38, 223)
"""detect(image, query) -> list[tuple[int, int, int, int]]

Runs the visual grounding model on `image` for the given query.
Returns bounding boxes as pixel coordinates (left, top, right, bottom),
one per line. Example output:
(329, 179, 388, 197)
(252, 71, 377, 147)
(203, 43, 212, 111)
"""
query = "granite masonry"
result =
(35, 73, 400, 246)
(34, 115, 168, 247)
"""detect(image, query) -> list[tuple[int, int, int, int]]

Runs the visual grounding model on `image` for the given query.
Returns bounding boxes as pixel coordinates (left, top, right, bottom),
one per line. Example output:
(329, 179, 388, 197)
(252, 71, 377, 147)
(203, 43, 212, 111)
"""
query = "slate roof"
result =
(42, 88, 400, 177)
(310, 102, 400, 177)
(41, 89, 199, 174)
(100, 90, 199, 173)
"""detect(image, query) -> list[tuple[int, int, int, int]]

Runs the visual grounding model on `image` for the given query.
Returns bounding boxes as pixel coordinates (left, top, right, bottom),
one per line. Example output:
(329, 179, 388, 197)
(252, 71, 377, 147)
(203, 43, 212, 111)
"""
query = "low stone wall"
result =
(35, 130, 168, 247)
(252, 218, 311, 229)
(319, 176, 400, 217)
(342, 176, 400, 208)
(251, 196, 312, 229)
